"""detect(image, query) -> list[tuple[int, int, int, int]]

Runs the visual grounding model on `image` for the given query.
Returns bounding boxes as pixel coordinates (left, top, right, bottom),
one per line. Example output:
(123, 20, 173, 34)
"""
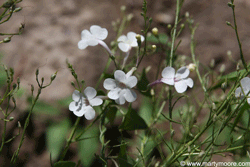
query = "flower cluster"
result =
(235, 77, 250, 104)
(69, 25, 194, 120)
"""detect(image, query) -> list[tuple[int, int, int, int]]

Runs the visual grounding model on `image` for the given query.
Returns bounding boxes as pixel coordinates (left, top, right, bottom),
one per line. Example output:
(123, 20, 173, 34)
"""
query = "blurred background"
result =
(0, 0, 250, 166)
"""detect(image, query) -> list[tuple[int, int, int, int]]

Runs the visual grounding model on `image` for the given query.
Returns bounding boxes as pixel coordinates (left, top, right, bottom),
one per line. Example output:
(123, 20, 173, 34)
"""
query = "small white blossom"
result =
(117, 32, 144, 52)
(69, 87, 103, 120)
(161, 66, 194, 93)
(103, 69, 137, 105)
(235, 77, 250, 104)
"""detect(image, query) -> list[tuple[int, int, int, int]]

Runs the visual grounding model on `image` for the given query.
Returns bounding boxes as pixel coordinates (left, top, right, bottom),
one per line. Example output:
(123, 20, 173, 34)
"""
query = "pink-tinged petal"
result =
(124, 89, 137, 102)
(161, 67, 175, 79)
(161, 78, 174, 85)
(84, 87, 97, 100)
(175, 67, 190, 79)
(118, 43, 130, 52)
(125, 76, 137, 88)
(89, 97, 103, 106)
(115, 95, 126, 105)
(174, 80, 188, 93)
(235, 87, 243, 98)
(84, 106, 96, 120)
(184, 78, 194, 88)
(103, 78, 117, 90)
(240, 77, 250, 96)
(78, 40, 88, 50)
(108, 89, 120, 100)
(114, 70, 126, 83)
(72, 90, 81, 102)
(90, 25, 108, 40)
(117, 35, 127, 42)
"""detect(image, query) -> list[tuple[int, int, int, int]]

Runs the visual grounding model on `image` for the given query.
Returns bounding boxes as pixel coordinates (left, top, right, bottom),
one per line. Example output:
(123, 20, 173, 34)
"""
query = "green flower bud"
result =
(151, 45, 156, 52)
(3, 37, 11, 43)
(219, 64, 226, 73)
(136, 34, 142, 46)
(9, 117, 14, 121)
(35, 69, 39, 76)
(14, 7, 22, 12)
(2, 0, 14, 8)
(167, 24, 172, 29)
(152, 27, 158, 36)
(51, 72, 57, 81)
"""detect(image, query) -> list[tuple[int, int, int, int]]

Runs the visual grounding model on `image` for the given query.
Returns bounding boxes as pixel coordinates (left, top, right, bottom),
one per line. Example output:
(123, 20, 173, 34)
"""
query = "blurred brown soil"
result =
(0, 0, 250, 166)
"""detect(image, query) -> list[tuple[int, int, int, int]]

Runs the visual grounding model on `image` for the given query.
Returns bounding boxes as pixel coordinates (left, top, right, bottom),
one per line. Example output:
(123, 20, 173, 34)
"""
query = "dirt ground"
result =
(0, 0, 250, 166)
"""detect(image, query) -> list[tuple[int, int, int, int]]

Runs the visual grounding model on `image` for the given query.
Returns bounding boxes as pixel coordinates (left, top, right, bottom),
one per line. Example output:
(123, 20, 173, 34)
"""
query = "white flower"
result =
(117, 32, 144, 52)
(69, 87, 103, 120)
(161, 66, 194, 93)
(235, 77, 250, 104)
(103, 69, 137, 105)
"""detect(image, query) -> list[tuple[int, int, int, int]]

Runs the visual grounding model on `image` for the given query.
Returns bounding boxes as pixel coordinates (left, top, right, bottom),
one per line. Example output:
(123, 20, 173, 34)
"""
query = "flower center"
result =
(118, 82, 127, 89)
(174, 77, 181, 82)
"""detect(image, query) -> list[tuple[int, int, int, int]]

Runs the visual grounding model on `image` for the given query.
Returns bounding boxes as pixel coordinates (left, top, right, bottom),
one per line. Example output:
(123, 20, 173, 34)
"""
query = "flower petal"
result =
(108, 89, 120, 100)
(70, 103, 86, 117)
(175, 67, 190, 79)
(184, 78, 194, 88)
(103, 78, 117, 90)
(90, 25, 108, 40)
(235, 87, 243, 98)
(114, 70, 126, 83)
(174, 80, 188, 93)
(72, 90, 81, 101)
(117, 35, 127, 42)
(84, 87, 97, 100)
(89, 97, 103, 106)
(240, 77, 250, 96)
(247, 98, 250, 105)
(161, 78, 174, 85)
(78, 40, 88, 50)
(115, 95, 126, 105)
(118, 43, 130, 52)
(125, 76, 137, 88)
(161, 67, 175, 79)
(81, 29, 92, 40)
(127, 32, 137, 46)
(69, 101, 78, 111)
(124, 89, 137, 102)
(84, 106, 96, 120)
(86, 38, 99, 46)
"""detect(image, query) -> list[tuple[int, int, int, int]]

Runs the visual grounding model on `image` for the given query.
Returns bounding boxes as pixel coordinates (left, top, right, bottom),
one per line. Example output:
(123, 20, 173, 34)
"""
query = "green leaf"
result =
(147, 33, 169, 44)
(27, 97, 60, 115)
(120, 106, 148, 130)
(46, 119, 71, 161)
(137, 69, 152, 97)
(57, 96, 72, 107)
(54, 161, 76, 167)
(139, 97, 153, 125)
(230, 101, 249, 133)
(105, 106, 117, 125)
(78, 126, 99, 167)
(118, 142, 133, 167)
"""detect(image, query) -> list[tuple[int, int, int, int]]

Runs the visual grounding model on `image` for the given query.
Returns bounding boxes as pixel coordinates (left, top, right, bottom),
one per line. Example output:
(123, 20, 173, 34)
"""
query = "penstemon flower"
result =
(117, 32, 144, 52)
(161, 66, 194, 93)
(235, 77, 250, 104)
(78, 25, 112, 55)
(103, 68, 137, 105)
(69, 87, 103, 120)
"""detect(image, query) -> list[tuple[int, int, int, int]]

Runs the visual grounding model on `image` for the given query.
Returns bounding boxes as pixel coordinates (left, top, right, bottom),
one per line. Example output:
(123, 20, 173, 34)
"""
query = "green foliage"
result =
(53, 161, 76, 167)
(46, 119, 71, 161)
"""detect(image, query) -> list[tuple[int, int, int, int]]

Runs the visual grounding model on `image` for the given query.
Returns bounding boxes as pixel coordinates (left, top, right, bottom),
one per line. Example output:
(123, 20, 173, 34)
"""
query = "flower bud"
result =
(2, 0, 14, 8)
(14, 7, 22, 12)
(167, 24, 172, 29)
(127, 14, 134, 21)
(150, 89, 155, 96)
(35, 69, 39, 76)
(180, 23, 185, 29)
(31, 84, 34, 92)
(221, 82, 227, 92)
(9, 117, 14, 121)
(136, 34, 142, 46)
(210, 59, 215, 68)
(152, 27, 158, 36)
(226, 21, 232, 26)
(120, 5, 126, 12)
(51, 72, 57, 81)
(219, 64, 225, 73)
(3, 37, 11, 43)
(187, 63, 196, 72)
(185, 12, 190, 18)
(18, 121, 21, 128)
(71, 81, 75, 87)
(151, 45, 156, 52)
(41, 77, 44, 83)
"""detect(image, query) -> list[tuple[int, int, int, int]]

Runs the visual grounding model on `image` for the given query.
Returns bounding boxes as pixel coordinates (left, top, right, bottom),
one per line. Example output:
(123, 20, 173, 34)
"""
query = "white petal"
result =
(103, 78, 117, 90)
(184, 78, 194, 88)
(81, 29, 92, 40)
(115, 95, 126, 105)
(78, 40, 88, 50)
(240, 77, 250, 96)
(118, 43, 130, 52)
(84, 87, 97, 100)
(86, 38, 99, 46)
(174, 80, 188, 93)
(71, 103, 86, 117)
(140, 35, 145, 42)
(89, 97, 103, 106)
(124, 89, 137, 102)
(247, 98, 250, 105)
(108, 89, 120, 100)
(235, 87, 243, 98)
(69, 101, 78, 111)
(175, 67, 190, 79)
(117, 35, 127, 42)
(114, 70, 126, 83)
(127, 32, 137, 46)
(84, 106, 96, 120)
(72, 90, 81, 101)
(161, 67, 175, 79)
(90, 25, 108, 40)
(125, 76, 137, 88)
(161, 78, 174, 85)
